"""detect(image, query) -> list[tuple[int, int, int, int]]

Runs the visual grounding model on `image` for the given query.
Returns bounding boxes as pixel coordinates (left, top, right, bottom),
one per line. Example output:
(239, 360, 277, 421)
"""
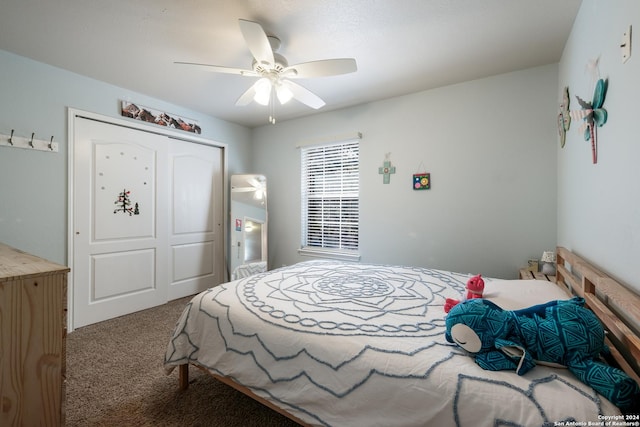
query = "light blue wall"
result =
(7, 0, 634, 288)
(252, 64, 559, 279)
(0, 49, 252, 265)
(558, 0, 640, 293)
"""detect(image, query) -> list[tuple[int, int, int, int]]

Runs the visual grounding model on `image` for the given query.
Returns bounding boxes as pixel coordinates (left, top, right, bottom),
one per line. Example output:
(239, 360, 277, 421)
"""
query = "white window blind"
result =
(300, 139, 359, 259)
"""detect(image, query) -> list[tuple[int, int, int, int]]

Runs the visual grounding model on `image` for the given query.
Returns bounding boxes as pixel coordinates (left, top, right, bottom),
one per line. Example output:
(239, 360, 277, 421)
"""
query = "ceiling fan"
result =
(175, 19, 357, 124)
(232, 176, 266, 201)
(232, 176, 265, 193)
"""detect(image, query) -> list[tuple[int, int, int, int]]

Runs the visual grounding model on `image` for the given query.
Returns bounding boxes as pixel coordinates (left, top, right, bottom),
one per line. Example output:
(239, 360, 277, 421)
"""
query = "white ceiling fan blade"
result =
(174, 61, 257, 76)
(284, 58, 357, 79)
(283, 80, 325, 109)
(235, 81, 259, 106)
(238, 19, 275, 67)
(247, 178, 262, 188)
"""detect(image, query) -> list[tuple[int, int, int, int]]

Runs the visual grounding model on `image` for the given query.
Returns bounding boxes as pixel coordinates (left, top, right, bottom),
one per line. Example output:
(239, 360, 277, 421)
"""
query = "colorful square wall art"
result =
(413, 173, 430, 190)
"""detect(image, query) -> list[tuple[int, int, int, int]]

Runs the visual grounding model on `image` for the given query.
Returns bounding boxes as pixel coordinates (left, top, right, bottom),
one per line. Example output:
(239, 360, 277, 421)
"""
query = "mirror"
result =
(230, 174, 267, 279)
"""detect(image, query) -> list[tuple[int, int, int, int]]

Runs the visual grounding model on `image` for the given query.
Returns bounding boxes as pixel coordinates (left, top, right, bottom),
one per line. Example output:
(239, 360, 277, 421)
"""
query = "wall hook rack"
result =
(1, 129, 59, 153)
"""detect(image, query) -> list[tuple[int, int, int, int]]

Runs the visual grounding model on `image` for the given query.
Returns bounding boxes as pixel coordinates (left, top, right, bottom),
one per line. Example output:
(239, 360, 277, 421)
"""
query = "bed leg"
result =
(179, 364, 189, 390)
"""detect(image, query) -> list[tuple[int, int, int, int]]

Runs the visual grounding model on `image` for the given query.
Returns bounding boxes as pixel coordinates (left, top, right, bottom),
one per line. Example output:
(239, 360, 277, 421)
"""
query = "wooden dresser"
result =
(0, 243, 69, 426)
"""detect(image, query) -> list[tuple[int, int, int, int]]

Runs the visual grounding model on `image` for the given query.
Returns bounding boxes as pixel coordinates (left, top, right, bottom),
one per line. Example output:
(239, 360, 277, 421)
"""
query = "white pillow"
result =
(483, 279, 570, 311)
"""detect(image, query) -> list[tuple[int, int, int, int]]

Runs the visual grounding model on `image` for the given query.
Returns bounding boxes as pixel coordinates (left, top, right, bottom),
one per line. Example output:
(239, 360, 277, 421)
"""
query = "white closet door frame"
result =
(67, 108, 228, 332)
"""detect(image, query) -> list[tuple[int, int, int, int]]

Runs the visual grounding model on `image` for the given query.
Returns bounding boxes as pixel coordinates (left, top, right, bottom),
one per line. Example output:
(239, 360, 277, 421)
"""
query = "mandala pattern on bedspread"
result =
(241, 261, 461, 336)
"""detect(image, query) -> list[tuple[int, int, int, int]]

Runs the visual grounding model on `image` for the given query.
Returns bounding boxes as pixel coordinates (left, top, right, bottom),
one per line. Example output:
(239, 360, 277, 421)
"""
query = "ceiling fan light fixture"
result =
(177, 19, 357, 123)
(254, 78, 272, 105)
(276, 83, 293, 104)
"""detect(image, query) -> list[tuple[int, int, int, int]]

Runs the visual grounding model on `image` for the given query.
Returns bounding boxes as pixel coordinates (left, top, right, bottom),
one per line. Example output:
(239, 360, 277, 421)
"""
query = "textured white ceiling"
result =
(0, 0, 582, 127)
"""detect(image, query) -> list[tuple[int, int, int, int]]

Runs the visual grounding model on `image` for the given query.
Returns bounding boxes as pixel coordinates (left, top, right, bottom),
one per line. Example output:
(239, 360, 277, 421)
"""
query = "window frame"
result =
(299, 137, 360, 261)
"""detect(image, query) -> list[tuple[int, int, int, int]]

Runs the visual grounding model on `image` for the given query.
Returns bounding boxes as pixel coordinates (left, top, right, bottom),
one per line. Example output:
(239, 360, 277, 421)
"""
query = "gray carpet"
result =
(65, 296, 301, 426)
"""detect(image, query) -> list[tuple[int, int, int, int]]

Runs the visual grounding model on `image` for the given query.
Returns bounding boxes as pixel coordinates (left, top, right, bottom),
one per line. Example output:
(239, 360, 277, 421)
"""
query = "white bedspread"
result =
(164, 261, 620, 426)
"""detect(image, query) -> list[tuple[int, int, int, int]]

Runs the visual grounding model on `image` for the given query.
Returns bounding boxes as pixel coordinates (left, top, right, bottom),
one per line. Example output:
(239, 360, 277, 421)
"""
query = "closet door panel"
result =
(168, 140, 224, 300)
(73, 118, 168, 329)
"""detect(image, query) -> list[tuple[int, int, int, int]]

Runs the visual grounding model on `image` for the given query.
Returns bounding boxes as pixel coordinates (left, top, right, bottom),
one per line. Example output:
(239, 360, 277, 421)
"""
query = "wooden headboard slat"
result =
(556, 264, 582, 297)
(585, 294, 640, 362)
(604, 336, 640, 385)
(596, 277, 640, 329)
(555, 247, 640, 381)
(557, 248, 607, 277)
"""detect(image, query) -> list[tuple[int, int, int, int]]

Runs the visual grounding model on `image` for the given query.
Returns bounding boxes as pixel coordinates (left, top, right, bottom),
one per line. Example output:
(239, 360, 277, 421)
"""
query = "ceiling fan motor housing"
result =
(252, 52, 288, 74)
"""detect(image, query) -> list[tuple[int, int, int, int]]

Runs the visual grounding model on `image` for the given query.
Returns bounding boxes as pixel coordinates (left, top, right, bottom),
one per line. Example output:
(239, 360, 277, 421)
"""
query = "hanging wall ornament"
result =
(569, 78, 608, 164)
(413, 173, 430, 190)
(412, 161, 430, 190)
(378, 153, 396, 184)
(557, 86, 571, 148)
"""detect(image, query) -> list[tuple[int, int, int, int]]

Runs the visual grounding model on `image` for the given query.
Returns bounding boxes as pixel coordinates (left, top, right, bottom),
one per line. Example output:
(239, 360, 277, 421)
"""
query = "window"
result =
(300, 138, 360, 260)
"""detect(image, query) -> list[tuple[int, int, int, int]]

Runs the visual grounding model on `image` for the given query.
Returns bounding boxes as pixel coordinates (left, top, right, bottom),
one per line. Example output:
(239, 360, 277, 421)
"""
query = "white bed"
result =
(164, 256, 633, 426)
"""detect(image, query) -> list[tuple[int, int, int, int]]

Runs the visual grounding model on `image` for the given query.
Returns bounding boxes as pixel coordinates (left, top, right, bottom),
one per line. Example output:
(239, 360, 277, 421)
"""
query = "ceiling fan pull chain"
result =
(269, 85, 276, 124)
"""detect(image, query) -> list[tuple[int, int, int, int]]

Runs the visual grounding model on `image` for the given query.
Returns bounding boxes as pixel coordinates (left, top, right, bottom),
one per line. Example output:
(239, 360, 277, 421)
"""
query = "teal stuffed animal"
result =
(445, 297, 640, 411)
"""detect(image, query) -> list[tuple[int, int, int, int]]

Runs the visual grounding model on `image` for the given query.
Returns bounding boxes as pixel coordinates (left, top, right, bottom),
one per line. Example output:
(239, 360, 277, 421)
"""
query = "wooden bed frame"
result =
(555, 246, 640, 385)
(175, 246, 640, 423)
(178, 364, 311, 426)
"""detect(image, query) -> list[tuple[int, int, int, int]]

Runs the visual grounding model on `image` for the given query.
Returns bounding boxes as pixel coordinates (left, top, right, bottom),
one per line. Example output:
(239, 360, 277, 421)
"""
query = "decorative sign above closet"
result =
(120, 101, 201, 134)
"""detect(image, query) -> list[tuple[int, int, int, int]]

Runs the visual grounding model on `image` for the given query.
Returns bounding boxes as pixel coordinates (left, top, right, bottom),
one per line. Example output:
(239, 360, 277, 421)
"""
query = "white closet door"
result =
(168, 139, 224, 300)
(72, 115, 226, 329)
(73, 117, 169, 328)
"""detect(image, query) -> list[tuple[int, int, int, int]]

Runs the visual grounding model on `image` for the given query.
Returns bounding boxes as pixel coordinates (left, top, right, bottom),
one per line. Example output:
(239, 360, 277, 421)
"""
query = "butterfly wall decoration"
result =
(569, 79, 608, 164)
